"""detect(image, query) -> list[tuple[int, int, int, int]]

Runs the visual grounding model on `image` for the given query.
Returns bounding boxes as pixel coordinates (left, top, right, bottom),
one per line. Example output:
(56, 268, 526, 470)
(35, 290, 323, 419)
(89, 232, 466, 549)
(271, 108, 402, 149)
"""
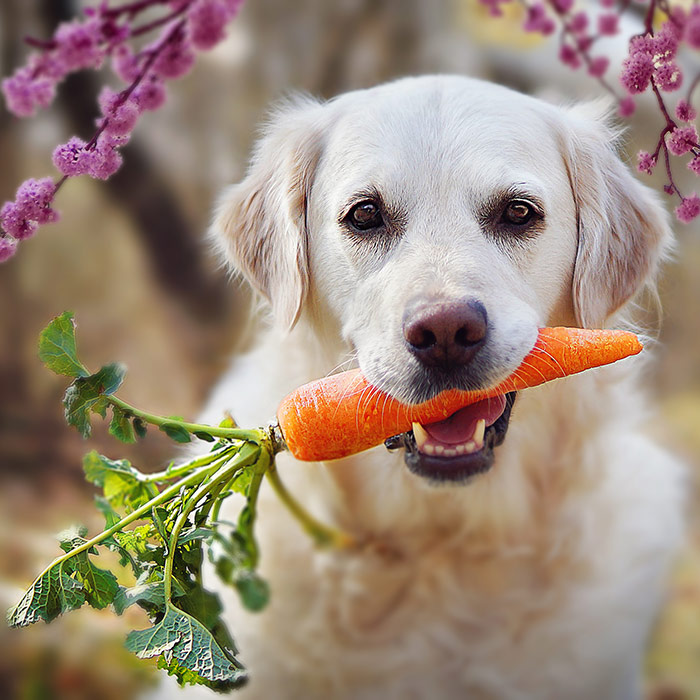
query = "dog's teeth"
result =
(444, 448, 456, 457)
(464, 441, 476, 454)
(422, 443, 436, 455)
(434, 444, 445, 455)
(473, 419, 486, 450)
(412, 422, 429, 449)
(455, 444, 466, 455)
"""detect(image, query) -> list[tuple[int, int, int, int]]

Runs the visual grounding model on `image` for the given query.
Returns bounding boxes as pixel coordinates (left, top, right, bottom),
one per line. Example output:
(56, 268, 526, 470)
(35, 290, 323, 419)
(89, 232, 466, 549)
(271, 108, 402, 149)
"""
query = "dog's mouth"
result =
(386, 393, 517, 484)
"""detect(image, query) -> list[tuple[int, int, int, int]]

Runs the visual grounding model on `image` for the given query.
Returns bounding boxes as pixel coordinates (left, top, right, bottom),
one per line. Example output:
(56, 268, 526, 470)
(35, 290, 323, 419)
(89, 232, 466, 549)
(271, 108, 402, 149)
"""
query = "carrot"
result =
(276, 327, 642, 462)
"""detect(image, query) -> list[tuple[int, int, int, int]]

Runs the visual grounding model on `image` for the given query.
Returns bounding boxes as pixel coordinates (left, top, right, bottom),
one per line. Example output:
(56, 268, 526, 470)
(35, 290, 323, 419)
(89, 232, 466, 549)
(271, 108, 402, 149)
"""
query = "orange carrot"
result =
(276, 327, 642, 462)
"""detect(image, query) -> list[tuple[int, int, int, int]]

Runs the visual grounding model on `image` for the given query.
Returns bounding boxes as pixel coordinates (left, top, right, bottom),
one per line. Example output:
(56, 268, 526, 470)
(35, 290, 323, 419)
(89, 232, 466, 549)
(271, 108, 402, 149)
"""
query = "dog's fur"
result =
(181, 76, 685, 699)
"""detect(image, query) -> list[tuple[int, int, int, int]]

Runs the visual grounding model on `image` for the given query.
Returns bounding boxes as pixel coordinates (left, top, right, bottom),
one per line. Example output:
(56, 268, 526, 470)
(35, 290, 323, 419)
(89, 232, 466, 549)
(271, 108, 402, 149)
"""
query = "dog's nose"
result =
(403, 298, 487, 370)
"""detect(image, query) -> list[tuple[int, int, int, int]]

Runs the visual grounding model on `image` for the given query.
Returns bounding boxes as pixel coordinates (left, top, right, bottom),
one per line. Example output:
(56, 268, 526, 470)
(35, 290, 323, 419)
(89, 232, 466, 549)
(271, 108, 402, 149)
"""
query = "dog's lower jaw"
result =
(396, 392, 517, 485)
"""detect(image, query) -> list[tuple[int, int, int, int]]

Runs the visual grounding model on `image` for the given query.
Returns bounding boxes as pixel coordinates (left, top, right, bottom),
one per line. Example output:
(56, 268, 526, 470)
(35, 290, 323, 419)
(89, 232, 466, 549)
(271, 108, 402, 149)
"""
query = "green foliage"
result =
(159, 421, 192, 443)
(8, 314, 279, 691)
(37, 311, 88, 378)
(126, 604, 247, 691)
(8, 561, 87, 627)
(83, 452, 158, 512)
(63, 363, 125, 437)
(11, 313, 346, 691)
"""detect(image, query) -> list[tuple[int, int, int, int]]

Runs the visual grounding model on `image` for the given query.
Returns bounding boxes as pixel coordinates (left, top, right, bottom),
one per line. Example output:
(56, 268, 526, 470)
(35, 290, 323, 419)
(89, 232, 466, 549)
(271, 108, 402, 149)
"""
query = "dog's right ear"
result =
(211, 96, 326, 331)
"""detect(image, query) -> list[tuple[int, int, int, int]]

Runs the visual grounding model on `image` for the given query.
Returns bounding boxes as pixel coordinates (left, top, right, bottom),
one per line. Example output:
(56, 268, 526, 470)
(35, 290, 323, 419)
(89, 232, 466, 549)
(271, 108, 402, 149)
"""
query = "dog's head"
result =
(212, 76, 672, 483)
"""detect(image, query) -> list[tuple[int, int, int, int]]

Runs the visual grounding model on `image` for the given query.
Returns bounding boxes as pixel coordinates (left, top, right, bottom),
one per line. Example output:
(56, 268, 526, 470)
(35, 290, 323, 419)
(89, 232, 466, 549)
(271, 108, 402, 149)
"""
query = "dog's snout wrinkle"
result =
(402, 298, 487, 370)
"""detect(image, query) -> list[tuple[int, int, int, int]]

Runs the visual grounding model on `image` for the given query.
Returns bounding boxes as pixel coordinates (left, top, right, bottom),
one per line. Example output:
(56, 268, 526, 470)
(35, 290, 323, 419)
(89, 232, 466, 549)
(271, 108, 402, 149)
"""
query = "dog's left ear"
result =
(211, 96, 326, 331)
(558, 102, 674, 327)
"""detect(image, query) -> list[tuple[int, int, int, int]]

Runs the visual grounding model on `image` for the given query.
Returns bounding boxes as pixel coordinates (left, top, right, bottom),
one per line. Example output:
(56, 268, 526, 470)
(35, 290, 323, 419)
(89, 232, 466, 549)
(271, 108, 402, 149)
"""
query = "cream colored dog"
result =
(182, 76, 685, 699)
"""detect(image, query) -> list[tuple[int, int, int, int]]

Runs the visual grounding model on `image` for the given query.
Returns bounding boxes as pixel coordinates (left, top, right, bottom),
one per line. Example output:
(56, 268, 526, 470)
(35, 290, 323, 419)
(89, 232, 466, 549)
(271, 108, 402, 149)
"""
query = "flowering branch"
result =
(480, 0, 700, 224)
(0, 0, 245, 263)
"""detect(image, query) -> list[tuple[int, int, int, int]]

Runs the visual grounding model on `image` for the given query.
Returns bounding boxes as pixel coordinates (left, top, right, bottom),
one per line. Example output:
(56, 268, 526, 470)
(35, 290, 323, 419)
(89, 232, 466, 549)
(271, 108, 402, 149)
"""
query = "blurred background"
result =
(0, 1, 699, 698)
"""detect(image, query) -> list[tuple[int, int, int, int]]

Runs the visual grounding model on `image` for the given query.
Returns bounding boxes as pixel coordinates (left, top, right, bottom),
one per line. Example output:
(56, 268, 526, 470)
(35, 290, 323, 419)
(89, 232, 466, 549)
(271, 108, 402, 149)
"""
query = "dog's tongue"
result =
(423, 395, 507, 445)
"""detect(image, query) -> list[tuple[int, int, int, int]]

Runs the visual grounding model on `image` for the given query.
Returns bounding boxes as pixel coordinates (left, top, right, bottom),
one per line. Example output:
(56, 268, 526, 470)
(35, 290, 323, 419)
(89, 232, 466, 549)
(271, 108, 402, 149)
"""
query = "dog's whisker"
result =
(534, 347, 567, 376)
(331, 371, 366, 424)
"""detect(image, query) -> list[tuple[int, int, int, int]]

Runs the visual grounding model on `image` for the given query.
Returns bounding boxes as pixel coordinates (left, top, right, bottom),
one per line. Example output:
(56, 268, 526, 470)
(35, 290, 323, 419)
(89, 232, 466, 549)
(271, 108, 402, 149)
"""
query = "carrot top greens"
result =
(7, 312, 347, 692)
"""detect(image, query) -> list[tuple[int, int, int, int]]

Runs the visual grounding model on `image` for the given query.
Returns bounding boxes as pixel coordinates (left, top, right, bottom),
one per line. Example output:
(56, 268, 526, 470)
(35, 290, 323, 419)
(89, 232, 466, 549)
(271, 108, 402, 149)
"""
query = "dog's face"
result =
(214, 76, 671, 483)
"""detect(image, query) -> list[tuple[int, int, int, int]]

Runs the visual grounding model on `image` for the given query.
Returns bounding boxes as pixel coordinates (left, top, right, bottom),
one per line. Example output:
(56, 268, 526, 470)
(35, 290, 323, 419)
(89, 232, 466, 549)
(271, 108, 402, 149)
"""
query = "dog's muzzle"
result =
(385, 392, 516, 484)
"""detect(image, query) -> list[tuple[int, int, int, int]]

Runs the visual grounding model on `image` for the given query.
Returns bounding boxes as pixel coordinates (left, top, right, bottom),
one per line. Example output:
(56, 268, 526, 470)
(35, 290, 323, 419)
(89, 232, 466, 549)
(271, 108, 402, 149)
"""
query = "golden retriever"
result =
(175, 76, 685, 699)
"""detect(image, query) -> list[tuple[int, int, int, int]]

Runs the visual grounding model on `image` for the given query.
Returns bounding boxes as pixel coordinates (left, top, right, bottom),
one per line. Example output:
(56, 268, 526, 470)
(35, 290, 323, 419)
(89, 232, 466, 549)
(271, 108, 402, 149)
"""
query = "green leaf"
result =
(38, 311, 89, 378)
(113, 578, 185, 616)
(177, 527, 214, 547)
(233, 570, 270, 612)
(57, 528, 120, 609)
(125, 604, 247, 690)
(159, 422, 191, 444)
(83, 452, 157, 512)
(109, 405, 136, 444)
(151, 507, 170, 546)
(230, 467, 253, 496)
(63, 363, 126, 438)
(7, 562, 86, 627)
(72, 553, 120, 609)
(193, 431, 215, 442)
(133, 418, 148, 438)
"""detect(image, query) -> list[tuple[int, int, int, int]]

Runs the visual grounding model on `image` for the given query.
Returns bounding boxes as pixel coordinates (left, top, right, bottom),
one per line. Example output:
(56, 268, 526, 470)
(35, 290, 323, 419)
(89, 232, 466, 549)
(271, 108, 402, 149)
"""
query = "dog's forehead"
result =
(320, 77, 565, 199)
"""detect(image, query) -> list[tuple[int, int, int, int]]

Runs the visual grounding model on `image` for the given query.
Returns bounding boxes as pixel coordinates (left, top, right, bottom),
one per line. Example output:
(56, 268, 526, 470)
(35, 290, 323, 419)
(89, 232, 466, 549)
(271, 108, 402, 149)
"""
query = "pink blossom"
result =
(0, 0, 245, 251)
(112, 45, 140, 83)
(523, 4, 556, 35)
(652, 22, 680, 61)
(0, 236, 17, 262)
(675, 194, 700, 223)
(87, 134, 124, 180)
(54, 19, 105, 71)
(619, 96, 636, 117)
(569, 12, 588, 33)
(188, 0, 229, 50)
(629, 34, 655, 57)
(559, 44, 580, 69)
(0, 202, 38, 240)
(551, 0, 573, 13)
(2, 68, 56, 117)
(133, 77, 167, 111)
(620, 52, 654, 94)
(221, 0, 246, 15)
(104, 100, 140, 137)
(152, 34, 196, 79)
(52, 137, 94, 177)
(597, 13, 619, 36)
(688, 157, 700, 175)
(15, 178, 57, 225)
(637, 151, 657, 175)
(654, 62, 683, 92)
(588, 56, 609, 78)
(600, 0, 615, 7)
(577, 35, 593, 51)
(0, 178, 58, 239)
(676, 100, 697, 122)
(667, 125, 699, 156)
(686, 7, 700, 50)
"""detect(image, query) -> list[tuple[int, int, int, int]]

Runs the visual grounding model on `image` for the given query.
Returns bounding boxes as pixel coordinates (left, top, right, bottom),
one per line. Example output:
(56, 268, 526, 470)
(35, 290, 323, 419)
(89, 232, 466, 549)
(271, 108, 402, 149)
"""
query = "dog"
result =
(178, 75, 685, 699)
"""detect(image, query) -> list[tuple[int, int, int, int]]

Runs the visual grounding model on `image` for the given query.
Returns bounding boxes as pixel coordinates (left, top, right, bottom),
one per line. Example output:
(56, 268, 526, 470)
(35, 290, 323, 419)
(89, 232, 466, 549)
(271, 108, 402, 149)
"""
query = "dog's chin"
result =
(386, 392, 517, 485)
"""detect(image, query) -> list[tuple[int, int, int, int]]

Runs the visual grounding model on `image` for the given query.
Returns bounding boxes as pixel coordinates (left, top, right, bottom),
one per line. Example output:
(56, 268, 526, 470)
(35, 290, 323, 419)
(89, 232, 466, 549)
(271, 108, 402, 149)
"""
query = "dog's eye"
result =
(501, 200, 536, 226)
(346, 200, 384, 231)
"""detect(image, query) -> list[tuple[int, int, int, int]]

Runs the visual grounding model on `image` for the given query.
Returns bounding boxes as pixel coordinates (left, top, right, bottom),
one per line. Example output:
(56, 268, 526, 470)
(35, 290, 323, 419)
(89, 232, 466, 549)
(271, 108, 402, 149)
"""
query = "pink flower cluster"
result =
(515, 0, 616, 85)
(480, 0, 700, 224)
(0, 0, 245, 261)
